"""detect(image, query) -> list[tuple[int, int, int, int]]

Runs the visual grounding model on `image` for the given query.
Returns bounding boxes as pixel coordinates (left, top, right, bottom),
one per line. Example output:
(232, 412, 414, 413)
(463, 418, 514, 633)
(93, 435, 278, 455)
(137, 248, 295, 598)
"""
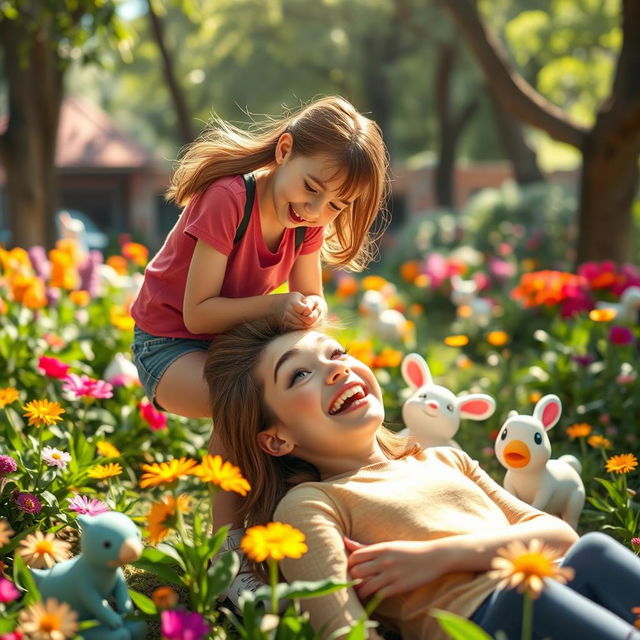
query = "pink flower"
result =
(0, 578, 20, 603)
(37, 356, 70, 379)
(0, 632, 24, 640)
(0, 455, 18, 477)
(63, 373, 113, 399)
(616, 372, 637, 385)
(41, 446, 71, 469)
(138, 399, 167, 431)
(161, 609, 209, 640)
(14, 492, 42, 515)
(68, 494, 110, 516)
(631, 537, 640, 550)
(609, 325, 634, 346)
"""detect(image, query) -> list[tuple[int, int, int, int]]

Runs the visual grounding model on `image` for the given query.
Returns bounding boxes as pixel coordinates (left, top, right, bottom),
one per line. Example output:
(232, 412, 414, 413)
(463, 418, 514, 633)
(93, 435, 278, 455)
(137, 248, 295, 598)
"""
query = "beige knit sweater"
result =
(275, 446, 546, 640)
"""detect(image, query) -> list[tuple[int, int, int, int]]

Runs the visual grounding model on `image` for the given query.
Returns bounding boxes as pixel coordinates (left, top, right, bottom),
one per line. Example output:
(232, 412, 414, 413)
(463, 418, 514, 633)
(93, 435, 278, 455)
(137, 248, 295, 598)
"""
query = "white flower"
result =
(41, 446, 71, 469)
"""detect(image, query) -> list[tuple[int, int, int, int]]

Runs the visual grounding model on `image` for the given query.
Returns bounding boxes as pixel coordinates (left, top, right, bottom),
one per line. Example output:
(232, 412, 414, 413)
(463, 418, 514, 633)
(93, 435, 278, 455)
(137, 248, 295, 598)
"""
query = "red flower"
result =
(138, 399, 167, 431)
(38, 356, 70, 379)
(609, 325, 634, 346)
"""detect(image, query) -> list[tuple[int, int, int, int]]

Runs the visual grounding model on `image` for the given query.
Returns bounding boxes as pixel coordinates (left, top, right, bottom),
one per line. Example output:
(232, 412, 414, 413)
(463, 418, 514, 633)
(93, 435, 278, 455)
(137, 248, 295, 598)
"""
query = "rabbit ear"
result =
(401, 353, 432, 389)
(459, 394, 496, 421)
(533, 394, 562, 431)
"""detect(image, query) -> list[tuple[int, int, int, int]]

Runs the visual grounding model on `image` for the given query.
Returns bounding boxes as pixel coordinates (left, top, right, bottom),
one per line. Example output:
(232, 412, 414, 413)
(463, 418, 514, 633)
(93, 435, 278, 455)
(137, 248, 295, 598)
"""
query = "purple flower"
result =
(572, 354, 595, 368)
(0, 455, 18, 477)
(63, 373, 113, 399)
(0, 577, 20, 603)
(161, 609, 210, 640)
(609, 325, 634, 346)
(67, 494, 110, 516)
(14, 492, 42, 515)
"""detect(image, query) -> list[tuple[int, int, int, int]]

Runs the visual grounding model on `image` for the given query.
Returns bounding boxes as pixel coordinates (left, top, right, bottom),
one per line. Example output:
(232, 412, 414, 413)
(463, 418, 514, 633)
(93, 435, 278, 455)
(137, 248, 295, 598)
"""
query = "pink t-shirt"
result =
(131, 175, 325, 340)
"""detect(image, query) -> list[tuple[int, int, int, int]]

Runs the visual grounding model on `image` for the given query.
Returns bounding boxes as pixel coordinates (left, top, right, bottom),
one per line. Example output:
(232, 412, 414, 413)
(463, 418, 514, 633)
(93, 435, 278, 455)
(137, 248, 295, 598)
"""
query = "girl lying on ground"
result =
(205, 319, 640, 640)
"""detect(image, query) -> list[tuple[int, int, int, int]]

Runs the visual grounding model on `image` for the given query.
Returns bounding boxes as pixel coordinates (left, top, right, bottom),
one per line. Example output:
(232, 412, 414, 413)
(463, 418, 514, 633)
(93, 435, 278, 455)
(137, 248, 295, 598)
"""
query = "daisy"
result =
(19, 598, 79, 639)
(241, 522, 308, 563)
(146, 494, 191, 544)
(22, 399, 64, 428)
(18, 531, 71, 569)
(41, 447, 71, 469)
(87, 463, 123, 480)
(605, 453, 638, 475)
(192, 455, 251, 496)
(96, 441, 121, 458)
(0, 387, 19, 408)
(139, 457, 198, 489)
(62, 374, 113, 400)
(489, 538, 574, 599)
(67, 494, 110, 516)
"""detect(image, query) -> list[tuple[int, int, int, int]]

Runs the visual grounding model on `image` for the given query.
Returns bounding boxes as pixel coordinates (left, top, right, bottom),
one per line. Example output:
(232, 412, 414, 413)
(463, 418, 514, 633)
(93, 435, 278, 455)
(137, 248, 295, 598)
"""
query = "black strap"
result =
(234, 172, 307, 251)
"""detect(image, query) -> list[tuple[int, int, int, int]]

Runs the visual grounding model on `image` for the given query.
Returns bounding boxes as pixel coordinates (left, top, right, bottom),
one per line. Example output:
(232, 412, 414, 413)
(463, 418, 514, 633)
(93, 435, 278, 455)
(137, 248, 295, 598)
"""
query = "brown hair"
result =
(204, 318, 422, 529)
(167, 96, 390, 271)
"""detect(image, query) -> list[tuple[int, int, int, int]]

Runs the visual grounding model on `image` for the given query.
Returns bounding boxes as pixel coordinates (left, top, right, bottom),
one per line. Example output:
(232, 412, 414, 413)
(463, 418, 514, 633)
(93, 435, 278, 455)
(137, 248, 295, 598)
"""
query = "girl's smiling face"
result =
(270, 134, 355, 230)
(255, 330, 385, 471)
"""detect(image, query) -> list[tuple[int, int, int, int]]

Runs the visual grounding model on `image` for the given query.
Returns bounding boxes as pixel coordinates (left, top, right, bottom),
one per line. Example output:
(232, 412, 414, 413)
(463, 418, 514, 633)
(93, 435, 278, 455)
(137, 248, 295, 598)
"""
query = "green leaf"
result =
(431, 609, 494, 640)
(132, 558, 184, 587)
(128, 589, 158, 615)
(253, 578, 352, 602)
(13, 555, 41, 606)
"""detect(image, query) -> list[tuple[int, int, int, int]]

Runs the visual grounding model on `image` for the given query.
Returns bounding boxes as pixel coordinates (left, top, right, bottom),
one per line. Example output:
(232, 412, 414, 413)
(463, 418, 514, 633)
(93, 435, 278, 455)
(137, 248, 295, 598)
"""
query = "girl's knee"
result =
(564, 531, 618, 571)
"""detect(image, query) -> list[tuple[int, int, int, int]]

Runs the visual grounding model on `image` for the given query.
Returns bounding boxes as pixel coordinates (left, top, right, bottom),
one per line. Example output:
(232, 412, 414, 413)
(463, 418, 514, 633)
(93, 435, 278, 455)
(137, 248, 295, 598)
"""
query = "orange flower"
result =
(529, 391, 542, 404)
(48, 248, 79, 290)
(400, 260, 420, 283)
(487, 331, 509, 347)
(444, 334, 469, 347)
(18, 531, 71, 568)
(373, 347, 403, 369)
(22, 278, 48, 309)
(23, 399, 64, 427)
(69, 290, 90, 306)
(140, 457, 198, 488)
(511, 270, 586, 308)
(241, 522, 308, 562)
(152, 586, 179, 609)
(456, 354, 473, 370)
(457, 305, 473, 318)
(587, 434, 612, 449)
(0, 387, 19, 409)
(605, 453, 638, 474)
(106, 255, 128, 275)
(146, 494, 191, 544)
(588, 308, 617, 322)
(19, 598, 79, 638)
(192, 455, 251, 495)
(122, 242, 149, 267)
(565, 423, 593, 440)
(346, 340, 375, 368)
(414, 274, 430, 288)
(335, 275, 359, 299)
(361, 275, 388, 291)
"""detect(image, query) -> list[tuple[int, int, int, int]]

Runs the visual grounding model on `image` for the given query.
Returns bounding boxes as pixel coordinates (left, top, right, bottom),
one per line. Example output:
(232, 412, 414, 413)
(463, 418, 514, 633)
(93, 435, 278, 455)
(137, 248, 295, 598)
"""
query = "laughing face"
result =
(269, 133, 354, 230)
(255, 330, 385, 474)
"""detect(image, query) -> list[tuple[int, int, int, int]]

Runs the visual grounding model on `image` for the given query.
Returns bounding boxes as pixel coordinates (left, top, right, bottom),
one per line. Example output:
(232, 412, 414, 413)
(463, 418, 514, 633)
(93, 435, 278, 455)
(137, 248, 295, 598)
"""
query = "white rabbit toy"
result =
(494, 394, 585, 530)
(595, 285, 640, 322)
(359, 289, 412, 343)
(399, 352, 496, 449)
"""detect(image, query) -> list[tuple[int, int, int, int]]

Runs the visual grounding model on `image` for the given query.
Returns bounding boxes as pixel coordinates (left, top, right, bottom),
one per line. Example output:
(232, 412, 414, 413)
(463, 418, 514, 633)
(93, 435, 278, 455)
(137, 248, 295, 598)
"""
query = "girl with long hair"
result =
(205, 319, 640, 640)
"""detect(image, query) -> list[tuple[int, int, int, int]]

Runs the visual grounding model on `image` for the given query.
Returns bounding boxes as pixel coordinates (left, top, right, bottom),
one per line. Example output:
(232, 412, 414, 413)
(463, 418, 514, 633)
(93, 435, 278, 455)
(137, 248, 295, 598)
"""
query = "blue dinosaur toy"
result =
(31, 511, 147, 640)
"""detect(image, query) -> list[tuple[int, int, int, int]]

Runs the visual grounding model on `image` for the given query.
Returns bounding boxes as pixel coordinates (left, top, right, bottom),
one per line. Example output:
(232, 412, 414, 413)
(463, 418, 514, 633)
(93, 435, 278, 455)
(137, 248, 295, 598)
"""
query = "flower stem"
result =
(521, 592, 533, 640)
(33, 427, 44, 494)
(268, 558, 279, 615)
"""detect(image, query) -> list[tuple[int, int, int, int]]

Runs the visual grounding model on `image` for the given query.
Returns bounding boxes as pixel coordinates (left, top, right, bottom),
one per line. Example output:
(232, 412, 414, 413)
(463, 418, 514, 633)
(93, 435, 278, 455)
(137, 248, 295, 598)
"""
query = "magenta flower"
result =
(138, 399, 168, 431)
(0, 455, 18, 477)
(41, 446, 71, 469)
(38, 355, 70, 379)
(609, 325, 634, 346)
(631, 537, 640, 550)
(63, 373, 113, 399)
(14, 492, 42, 515)
(0, 578, 20, 603)
(0, 632, 25, 640)
(68, 494, 110, 516)
(161, 609, 210, 640)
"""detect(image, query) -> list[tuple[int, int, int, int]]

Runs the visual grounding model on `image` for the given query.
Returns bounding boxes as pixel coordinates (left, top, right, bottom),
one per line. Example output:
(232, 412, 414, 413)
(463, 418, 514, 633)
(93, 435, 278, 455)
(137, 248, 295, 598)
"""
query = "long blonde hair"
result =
(204, 319, 421, 528)
(168, 96, 390, 271)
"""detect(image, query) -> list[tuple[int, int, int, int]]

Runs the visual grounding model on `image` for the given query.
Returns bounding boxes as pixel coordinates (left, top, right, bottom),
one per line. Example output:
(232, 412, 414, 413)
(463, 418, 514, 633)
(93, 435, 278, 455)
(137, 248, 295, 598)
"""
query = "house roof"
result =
(0, 96, 159, 171)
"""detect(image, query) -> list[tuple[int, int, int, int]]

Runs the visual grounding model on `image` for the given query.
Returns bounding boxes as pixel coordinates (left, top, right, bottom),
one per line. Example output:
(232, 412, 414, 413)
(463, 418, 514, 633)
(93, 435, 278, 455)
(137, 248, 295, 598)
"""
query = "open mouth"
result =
(329, 383, 368, 415)
(288, 205, 306, 224)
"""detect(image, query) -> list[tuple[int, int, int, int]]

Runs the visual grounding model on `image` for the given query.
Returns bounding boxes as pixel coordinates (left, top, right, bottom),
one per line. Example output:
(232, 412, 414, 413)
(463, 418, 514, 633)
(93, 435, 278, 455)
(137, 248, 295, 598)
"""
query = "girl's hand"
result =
(299, 294, 327, 328)
(344, 536, 449, 600)
(277, 293, 326, 329)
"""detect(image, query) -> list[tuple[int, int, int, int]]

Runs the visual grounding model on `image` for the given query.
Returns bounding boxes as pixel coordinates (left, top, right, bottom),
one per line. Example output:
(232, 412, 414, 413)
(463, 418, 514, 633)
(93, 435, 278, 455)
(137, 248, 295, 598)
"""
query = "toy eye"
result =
(500, 428, 508, 440)
(534, 432, 543, 445)
(418, 393, 428, 400)
(446, 403, 454, 412)
(103, 541, 112, 549)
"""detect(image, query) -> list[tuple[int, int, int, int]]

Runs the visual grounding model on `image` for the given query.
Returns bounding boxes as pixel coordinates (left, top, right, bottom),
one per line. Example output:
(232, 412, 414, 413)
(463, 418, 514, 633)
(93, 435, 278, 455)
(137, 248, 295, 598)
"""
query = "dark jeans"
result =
(471, 532, 640, 640)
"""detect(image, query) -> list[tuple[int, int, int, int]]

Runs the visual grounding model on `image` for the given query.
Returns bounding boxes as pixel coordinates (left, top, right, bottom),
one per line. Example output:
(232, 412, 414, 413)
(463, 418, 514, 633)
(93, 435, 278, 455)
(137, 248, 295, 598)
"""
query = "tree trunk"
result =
(489, 95, 544, 185)
(0, 20, 63, 249)
(146, 0, 194, 145)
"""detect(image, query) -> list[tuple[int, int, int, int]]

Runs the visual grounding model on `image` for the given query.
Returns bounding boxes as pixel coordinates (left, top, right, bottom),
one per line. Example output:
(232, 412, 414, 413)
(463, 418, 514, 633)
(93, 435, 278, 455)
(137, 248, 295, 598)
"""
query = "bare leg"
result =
(155, 351, 211, 419)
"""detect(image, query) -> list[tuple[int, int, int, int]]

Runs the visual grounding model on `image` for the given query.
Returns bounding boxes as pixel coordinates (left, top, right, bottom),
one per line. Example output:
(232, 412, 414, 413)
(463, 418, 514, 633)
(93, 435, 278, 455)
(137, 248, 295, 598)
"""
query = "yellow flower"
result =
(487, 331, 509, 347)
(139, 457, 198, 489)
(22, 399, 65, 427)
(19, 597, 79, 639)
(0, 387, 19, 409)
(241, 522, 308, 563)
(588, 308, 617, 322)
(529, 391, 542, 404)
(96, 441, 121, 458)
(565, 423, 593, 440)
(488, 539, 574, 599)
(192, 455, 251, 496)
(110, 306, 135, 331)
(18, 531, 71, 569)
(605, 453, 638, 475)
(361, 275, 388, 291)
(152, 586, 179, 609)
(0, 518, 14, 546)
(457, 305, 473, 319)
(146, 494, 191, 544)
(444, 334, 469, 347)
(88, 462, 123, 479)
(587, 434, 612, 449)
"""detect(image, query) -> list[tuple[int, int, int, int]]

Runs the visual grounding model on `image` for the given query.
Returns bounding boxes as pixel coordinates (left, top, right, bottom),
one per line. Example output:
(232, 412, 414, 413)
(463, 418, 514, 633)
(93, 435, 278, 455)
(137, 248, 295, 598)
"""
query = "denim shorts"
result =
(131, 326, 210, 409)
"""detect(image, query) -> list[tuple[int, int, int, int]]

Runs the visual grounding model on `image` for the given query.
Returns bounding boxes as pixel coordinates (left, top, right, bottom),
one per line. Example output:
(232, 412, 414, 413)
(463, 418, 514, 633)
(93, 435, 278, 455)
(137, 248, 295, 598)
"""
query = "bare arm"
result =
(182, 240, 305, 334)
